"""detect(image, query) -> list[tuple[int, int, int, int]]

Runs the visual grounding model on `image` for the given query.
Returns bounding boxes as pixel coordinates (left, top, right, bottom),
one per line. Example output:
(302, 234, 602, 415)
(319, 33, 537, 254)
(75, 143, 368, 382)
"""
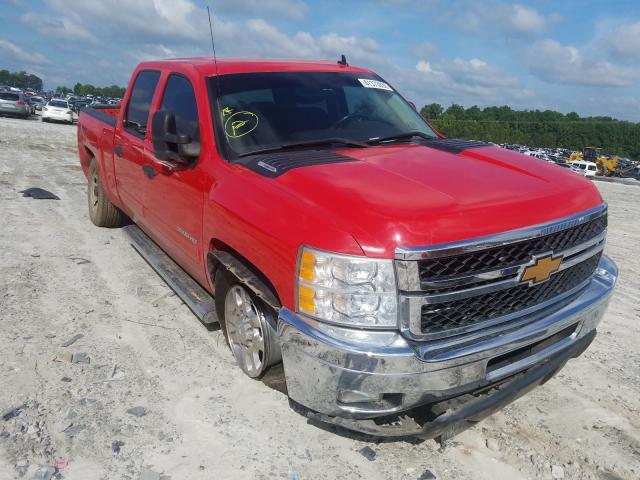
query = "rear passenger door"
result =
(142, 73, 205, 279)
(113, 70, 160, 222)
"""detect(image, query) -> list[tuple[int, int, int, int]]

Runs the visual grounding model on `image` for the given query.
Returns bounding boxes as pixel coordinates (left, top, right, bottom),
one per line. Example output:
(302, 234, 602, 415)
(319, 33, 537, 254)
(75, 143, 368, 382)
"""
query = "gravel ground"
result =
(0, 116, 638, 480)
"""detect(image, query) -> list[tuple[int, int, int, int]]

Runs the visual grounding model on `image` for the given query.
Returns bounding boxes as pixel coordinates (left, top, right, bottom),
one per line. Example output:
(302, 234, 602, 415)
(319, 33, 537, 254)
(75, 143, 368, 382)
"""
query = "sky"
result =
(1, 0, 640, 120)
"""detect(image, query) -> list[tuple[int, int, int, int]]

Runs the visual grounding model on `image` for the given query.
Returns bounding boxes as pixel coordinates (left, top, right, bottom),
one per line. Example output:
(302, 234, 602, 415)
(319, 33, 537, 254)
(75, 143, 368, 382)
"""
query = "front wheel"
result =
(215, 268, 281, 378)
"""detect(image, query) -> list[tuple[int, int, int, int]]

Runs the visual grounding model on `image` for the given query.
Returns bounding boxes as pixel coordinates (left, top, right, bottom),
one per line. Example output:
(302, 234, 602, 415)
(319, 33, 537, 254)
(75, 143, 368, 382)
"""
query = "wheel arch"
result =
(80, 145, 95, 171)
(207, 239, 282, 315)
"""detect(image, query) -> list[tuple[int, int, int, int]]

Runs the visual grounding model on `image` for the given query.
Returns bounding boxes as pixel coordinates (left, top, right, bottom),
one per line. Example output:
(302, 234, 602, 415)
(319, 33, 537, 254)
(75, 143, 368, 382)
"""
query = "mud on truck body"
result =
(77, 57, 617, 439)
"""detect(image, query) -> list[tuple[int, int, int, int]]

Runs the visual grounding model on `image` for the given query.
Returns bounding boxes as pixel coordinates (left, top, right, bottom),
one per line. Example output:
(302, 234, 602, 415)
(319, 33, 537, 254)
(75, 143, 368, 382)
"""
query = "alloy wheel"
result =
(224, 285, 269, 377)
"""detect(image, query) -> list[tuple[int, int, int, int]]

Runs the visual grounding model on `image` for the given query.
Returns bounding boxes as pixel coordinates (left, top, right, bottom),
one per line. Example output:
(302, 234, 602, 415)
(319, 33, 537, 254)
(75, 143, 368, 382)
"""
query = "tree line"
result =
(1, 69, 126, 98)
(0, 70, 43, 91)
(56, 83, 126, 98)
(421, 103, 640, 160)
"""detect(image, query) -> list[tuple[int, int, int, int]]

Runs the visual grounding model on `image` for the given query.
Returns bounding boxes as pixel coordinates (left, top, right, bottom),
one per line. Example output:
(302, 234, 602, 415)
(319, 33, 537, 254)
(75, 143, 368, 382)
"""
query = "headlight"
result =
(296, 247, 397, 328)
(42, 107, 48, 111)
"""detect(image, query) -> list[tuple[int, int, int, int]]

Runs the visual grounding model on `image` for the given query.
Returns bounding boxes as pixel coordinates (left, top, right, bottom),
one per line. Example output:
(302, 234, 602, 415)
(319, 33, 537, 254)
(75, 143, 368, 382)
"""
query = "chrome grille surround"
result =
(395, 203, 608, 342)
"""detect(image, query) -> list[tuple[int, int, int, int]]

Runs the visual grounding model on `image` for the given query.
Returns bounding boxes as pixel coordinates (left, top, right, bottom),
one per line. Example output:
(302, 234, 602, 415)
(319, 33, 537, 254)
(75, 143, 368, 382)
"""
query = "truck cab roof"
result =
(136, 57, 373, 77)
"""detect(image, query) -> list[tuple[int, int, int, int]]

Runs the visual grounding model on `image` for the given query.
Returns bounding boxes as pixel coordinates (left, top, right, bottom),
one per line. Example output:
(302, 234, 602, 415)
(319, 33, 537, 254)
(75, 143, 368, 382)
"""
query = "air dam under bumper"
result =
(277, 254, 617, 438)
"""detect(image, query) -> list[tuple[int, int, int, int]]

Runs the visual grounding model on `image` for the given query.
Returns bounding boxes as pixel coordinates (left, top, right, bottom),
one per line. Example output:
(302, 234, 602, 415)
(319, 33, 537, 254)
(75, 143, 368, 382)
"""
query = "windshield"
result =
(209, 71, 436, 158)
(49, 100, 68, 108)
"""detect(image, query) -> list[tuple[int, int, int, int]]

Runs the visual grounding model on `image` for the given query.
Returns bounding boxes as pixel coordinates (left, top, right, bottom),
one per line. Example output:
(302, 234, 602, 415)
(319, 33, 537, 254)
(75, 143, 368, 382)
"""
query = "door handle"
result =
(142, 164, 157, 179)
(114, 145, 123, 157)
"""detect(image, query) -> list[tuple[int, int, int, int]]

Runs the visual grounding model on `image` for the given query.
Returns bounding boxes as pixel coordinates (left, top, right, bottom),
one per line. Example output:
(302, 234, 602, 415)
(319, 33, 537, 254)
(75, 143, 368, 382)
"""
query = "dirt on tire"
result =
(87, 159, 123, 228)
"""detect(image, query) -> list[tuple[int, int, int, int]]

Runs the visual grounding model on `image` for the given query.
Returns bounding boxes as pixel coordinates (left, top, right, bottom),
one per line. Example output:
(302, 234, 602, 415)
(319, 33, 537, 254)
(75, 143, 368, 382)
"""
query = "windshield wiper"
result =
(367, 131, 435, 145)
(237, 138, 368, 158)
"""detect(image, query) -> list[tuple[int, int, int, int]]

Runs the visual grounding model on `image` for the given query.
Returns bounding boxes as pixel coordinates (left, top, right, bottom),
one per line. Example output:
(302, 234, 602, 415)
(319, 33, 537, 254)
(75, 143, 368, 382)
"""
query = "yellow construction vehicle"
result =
(567, 147, 618, 176)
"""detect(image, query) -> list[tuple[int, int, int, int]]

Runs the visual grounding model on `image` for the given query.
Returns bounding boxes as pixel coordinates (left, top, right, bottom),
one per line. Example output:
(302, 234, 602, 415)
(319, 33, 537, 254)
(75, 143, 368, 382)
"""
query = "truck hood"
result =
(273, 143, 603, 258)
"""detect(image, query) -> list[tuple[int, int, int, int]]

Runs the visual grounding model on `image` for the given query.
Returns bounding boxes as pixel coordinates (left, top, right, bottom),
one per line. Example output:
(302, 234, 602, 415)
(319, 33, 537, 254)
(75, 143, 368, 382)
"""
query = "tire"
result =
(87, 159, 124, 227)
(215, 267, 281, 378)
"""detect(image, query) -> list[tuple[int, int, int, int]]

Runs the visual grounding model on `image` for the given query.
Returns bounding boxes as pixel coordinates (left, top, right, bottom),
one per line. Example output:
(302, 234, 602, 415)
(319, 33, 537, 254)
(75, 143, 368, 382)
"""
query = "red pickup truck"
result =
(77, 57, 617, 439)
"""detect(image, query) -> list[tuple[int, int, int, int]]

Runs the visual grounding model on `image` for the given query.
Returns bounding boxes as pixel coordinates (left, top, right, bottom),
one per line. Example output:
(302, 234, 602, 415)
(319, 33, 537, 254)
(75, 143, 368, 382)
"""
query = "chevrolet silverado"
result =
(77, 57, 617, 439)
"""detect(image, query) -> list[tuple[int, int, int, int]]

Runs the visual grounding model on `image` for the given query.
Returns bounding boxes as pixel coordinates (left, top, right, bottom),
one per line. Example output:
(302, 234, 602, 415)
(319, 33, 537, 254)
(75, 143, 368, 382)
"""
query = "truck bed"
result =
(80, 104, 120, 126)
(77, 105, 120, 182)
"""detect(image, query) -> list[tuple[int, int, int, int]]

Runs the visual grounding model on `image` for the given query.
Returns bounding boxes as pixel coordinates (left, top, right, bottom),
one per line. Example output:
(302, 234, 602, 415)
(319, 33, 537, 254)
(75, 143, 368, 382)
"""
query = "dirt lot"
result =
(0, 115, 638, 480)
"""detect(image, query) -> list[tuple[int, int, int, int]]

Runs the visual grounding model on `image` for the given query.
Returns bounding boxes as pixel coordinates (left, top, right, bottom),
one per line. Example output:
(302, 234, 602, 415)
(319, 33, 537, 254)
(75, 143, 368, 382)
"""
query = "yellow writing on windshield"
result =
(224, 111, 259, 138)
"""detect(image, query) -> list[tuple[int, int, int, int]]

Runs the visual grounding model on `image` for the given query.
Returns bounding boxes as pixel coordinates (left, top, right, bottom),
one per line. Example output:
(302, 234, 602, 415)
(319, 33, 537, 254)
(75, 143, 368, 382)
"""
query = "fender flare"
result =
(208, 250, 281, 313)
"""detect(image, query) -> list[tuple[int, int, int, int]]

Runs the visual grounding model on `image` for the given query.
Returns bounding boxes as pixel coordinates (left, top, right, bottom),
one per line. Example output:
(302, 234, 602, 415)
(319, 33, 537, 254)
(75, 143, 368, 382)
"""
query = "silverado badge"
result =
(520, 254, 563, 285)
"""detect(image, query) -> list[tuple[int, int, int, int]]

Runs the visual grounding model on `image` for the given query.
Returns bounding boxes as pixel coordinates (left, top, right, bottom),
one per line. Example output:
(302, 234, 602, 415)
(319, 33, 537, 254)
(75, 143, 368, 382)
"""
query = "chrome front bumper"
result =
(277, 254, 617, 436)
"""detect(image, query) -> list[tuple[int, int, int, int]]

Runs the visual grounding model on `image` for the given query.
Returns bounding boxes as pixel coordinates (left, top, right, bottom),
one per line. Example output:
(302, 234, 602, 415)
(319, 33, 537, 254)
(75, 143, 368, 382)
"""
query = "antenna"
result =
(337, 54, 348, 66)
(206, 5, 218, 74)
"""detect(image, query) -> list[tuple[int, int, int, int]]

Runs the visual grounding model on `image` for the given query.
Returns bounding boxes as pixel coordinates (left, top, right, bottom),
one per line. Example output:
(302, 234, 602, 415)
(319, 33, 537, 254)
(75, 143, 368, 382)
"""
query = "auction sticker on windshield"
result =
(358, 79, 393, 91)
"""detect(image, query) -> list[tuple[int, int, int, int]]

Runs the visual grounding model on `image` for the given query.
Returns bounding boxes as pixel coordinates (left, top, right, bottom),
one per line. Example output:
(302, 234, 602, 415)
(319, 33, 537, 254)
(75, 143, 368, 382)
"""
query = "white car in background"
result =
(570, 160, 598, 178)
(42, 99, 74, 124)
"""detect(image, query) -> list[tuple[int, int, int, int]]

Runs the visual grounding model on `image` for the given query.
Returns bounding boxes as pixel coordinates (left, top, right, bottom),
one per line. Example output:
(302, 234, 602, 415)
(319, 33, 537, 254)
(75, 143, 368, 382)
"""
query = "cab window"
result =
(159, 74, 200, 141)
(124, 70, 160, 138)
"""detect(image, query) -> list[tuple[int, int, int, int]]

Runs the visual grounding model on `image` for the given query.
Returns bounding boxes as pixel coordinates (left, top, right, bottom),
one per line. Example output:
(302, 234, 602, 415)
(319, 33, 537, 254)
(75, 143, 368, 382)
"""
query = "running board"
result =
(122, 225, 218, 324)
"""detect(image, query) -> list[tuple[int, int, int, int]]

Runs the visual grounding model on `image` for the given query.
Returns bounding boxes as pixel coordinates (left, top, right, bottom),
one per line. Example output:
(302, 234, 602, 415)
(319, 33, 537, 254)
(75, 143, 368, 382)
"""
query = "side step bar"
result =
(122, 225, 218, 324)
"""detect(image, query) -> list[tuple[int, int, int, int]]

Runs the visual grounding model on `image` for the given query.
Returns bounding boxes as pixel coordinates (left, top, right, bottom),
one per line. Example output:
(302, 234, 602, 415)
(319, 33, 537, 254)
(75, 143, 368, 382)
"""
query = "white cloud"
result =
(20, 12, 97, 43)
(44, 0, 207, 43)
(607, 21, 640, 61)
(211, 0, 309, 20)
(526, 39, 640, 87)
(0, 38, 49, 65)
(126, 45, 182, 63)
(506, 4, 547, 35)
(408, 54, 529, 108)
(33, 0, 527, 110)
(413, 41, 437, 59)
(416, 60, 440, 74)
(434, 1, 556, 37)
(415, 56, 519, 88)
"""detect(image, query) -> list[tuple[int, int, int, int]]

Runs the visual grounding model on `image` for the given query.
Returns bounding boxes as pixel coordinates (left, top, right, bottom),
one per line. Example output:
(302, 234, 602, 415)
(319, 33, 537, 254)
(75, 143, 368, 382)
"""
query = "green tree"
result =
(420, 102, 640, 160)
(420, 102, 444, 120)
(443, 103, 466, 120)
(0, 69, 43, 90)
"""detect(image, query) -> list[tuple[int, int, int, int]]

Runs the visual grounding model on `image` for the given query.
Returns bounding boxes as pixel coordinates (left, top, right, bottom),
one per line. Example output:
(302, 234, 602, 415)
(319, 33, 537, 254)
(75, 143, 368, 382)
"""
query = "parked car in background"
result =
(42, 99, 74, 124)
(570, 160, 598, 178)
(30, 96, 45, 111)
(71, 97, 91, 113)
(24, 97, 36, 116)
(0, 91, 29, 118)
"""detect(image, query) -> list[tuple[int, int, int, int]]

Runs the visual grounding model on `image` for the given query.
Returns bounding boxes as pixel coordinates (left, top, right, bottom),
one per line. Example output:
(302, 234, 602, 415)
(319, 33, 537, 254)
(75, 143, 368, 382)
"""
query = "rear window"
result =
(0, 93, 19, 101)
(49, 100, 68, 108)
(125, 70, 161, 137)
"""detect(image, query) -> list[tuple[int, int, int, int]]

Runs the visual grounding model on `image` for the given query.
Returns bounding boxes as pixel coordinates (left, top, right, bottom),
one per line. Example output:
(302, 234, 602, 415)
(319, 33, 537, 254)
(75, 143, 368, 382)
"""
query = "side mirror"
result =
(151, 110, 201, 163)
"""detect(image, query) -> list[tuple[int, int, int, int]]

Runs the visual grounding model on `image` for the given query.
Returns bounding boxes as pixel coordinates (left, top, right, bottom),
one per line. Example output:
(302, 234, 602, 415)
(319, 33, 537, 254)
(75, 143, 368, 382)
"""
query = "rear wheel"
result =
(87, 159, 124, 227)
(215, 268, 281, 378)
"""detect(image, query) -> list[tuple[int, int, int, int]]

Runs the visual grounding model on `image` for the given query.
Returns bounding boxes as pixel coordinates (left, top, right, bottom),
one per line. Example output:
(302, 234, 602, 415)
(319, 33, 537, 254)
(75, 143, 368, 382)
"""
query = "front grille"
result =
(418, 215, 607, 282)
(420, 253, 601, 335)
